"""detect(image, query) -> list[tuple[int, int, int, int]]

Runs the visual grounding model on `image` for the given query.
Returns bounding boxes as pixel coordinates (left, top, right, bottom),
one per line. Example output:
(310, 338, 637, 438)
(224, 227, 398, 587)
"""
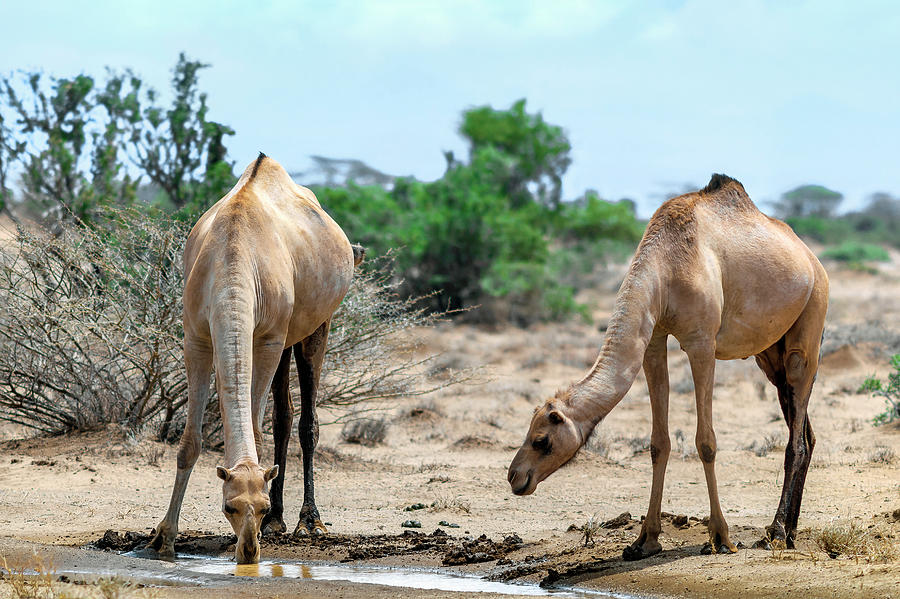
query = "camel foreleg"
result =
(293, 320, 330, 536)
(624, 333, 670, 561)
(147, 341, 212, 558)
(687, 343, 737, 555)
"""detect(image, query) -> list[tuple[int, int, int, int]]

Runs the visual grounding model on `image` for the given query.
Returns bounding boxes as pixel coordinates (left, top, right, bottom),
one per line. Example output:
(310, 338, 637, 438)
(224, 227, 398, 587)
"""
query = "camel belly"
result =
(714, 275, 812, 360)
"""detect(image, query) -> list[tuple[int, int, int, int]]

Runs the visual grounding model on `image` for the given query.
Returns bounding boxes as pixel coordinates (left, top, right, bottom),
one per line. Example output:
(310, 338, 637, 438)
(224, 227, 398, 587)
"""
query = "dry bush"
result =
(813, 520, 898, 561)
(0, 217, 471, 442)
(316, 256, 475, 423)
(0, 211, 187, 437)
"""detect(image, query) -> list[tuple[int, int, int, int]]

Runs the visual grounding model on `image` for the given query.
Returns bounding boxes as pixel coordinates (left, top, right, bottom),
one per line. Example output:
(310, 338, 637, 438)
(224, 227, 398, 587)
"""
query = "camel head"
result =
(351, 243, 365, 267)
(216, 462, 279, 564)
(508, 393, 584, 496)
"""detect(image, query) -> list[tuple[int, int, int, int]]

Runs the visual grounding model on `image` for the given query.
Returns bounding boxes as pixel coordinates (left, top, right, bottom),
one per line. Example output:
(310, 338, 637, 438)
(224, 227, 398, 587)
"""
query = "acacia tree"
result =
(0, 72, 139, 225)
(123, 53, 236, 218)
(0, 53, 235, 226)
(775, 184, 843, 219)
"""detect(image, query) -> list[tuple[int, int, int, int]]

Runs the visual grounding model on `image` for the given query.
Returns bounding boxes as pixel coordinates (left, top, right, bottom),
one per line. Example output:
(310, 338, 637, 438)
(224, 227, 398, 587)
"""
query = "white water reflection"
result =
(177, 554, 608, 597)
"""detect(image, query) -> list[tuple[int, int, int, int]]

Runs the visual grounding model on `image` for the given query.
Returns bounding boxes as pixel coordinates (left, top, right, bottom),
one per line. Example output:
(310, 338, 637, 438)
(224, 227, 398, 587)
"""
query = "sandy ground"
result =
(1, 252, 899, 598)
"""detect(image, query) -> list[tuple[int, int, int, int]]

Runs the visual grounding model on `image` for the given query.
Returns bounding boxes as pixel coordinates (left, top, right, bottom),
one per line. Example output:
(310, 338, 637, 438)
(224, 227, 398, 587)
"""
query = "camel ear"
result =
(264, 465, 279, 482)
(216, 466, 232, 482)
(351, 244, 365, 267)
(548, 410, 564, 424)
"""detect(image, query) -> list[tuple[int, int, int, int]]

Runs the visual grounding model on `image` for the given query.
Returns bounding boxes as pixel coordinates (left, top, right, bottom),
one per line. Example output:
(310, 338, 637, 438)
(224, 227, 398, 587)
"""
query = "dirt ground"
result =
(1, 243, 899, 598)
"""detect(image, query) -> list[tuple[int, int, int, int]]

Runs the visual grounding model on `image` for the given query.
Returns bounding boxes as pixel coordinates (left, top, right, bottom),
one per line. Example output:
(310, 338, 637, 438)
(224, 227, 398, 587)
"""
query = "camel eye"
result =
(223, 504, 238, 515)
(260, 506, 270, 516)
(532, 436, 550, 453)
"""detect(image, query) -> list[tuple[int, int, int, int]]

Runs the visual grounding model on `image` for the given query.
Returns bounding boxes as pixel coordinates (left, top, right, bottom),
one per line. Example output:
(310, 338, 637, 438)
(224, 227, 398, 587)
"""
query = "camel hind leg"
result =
(262, 347, 293, 535)
(294, 320, 330, 536)
(754, 296, 823, 548)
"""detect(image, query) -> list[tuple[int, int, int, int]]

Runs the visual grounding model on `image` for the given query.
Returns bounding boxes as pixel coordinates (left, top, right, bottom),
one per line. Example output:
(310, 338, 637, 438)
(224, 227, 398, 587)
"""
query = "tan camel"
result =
(147, 154, 363, 564)
(508, 174, 828, 559)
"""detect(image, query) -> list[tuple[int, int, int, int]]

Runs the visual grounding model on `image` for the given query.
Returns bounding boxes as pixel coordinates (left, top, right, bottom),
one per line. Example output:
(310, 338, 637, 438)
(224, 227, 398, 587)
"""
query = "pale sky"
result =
(2, 0, 898, 216)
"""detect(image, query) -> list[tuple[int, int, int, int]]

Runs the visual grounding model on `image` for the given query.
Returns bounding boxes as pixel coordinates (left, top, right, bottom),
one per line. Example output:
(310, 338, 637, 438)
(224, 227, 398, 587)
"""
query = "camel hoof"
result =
(293, 519, 327, 537)
(262, 515, 287, 536)
(701, 541, 738, 555)
(622, 543, 661, 561)
(146, 527, 176, 560)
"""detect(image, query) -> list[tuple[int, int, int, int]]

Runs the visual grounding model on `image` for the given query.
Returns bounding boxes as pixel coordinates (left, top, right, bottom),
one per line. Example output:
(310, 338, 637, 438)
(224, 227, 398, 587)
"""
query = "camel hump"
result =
(701, 173, 743, 194)
(250, 151, 267, 179)
(698, 173, 757, 213)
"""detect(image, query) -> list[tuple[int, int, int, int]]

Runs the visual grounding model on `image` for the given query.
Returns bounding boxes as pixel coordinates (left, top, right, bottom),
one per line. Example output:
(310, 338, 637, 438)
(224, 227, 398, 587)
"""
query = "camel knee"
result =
(696, 433, 716, 464)
(784, 350, 810, 387)
(298, 420, 319, 453)
(650, 439, 670, 465)
(177, 432, 201, 470)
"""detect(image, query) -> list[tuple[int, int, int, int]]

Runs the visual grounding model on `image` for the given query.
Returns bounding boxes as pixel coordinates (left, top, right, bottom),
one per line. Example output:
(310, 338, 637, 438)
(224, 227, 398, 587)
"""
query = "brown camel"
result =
(508, 174, 828, 559)
(147, 154, 363, 564)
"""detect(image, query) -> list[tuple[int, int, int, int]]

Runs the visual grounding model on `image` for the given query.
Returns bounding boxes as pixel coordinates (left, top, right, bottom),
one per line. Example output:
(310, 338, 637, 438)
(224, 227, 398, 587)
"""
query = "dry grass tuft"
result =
(868, 446, 896, 464)
(340, 418, 389, 447)
(0, 553, 141, 599)
(429, 494, 471, 514)
(1, 554, 56, 599)
(744, 432, 784, 457)
(579, 513, 603, 547)
(813, 520, 898, 561)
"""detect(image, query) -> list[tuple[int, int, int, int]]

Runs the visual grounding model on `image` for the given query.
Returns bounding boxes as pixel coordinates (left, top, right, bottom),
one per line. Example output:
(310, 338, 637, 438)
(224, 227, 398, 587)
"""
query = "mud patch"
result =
(92, 528, 525, 566)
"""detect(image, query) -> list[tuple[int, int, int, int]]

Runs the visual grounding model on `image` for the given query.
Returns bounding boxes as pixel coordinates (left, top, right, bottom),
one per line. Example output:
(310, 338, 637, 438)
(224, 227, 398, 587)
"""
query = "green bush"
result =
(820, 242, 890, 263)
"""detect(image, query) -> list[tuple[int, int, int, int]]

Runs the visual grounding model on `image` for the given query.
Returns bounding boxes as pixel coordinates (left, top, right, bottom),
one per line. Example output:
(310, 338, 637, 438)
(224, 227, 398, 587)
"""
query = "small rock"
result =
(503, 534, 523, 546)
(672, 514, 689, 528)
(401, 520, 422, 528)
(404, 503, 427, 512)
(438, 520, 460, 528)
(602, 512, 632, 529)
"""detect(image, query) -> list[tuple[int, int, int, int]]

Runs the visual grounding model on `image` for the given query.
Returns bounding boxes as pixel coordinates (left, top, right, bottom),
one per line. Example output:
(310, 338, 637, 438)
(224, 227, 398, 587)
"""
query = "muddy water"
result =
(163, 554, 618, 597)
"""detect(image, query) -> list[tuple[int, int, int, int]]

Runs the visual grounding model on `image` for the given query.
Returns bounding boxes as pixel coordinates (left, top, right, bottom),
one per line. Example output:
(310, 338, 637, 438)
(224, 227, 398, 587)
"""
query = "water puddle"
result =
(117, 552, 625, 597)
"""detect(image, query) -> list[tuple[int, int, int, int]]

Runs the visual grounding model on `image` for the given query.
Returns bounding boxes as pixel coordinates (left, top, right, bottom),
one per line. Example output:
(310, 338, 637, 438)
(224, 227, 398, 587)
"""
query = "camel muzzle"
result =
(508, 465, 534, 496)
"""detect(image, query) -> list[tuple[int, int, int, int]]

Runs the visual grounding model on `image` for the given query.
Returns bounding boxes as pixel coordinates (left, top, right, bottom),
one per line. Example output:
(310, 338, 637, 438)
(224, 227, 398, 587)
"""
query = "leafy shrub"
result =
(319, 102, 644, 323)
(860, 354, 900, 426)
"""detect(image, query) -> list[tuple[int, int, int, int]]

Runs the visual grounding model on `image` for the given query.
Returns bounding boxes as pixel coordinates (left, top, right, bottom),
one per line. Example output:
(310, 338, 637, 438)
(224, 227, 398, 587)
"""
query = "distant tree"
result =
(863, 192, 900, 221)
(774, 184, 843, 219)
(0, 103, 21, 214)
(459, 98, 571, 208)
(293, 155, 395, 188)
(120, 53, 236, 218)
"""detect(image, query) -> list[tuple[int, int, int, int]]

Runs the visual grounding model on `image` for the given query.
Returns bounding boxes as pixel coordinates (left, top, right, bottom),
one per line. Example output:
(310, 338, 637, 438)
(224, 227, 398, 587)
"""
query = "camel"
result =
(147, 153, 363, 564)
(508, 174, 828, 559)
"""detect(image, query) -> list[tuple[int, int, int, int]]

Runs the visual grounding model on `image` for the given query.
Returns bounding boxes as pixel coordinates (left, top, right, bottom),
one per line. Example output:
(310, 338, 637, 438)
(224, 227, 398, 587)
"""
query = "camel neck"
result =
(566, 256, 663, 439)
(221, 397, 259, 467)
